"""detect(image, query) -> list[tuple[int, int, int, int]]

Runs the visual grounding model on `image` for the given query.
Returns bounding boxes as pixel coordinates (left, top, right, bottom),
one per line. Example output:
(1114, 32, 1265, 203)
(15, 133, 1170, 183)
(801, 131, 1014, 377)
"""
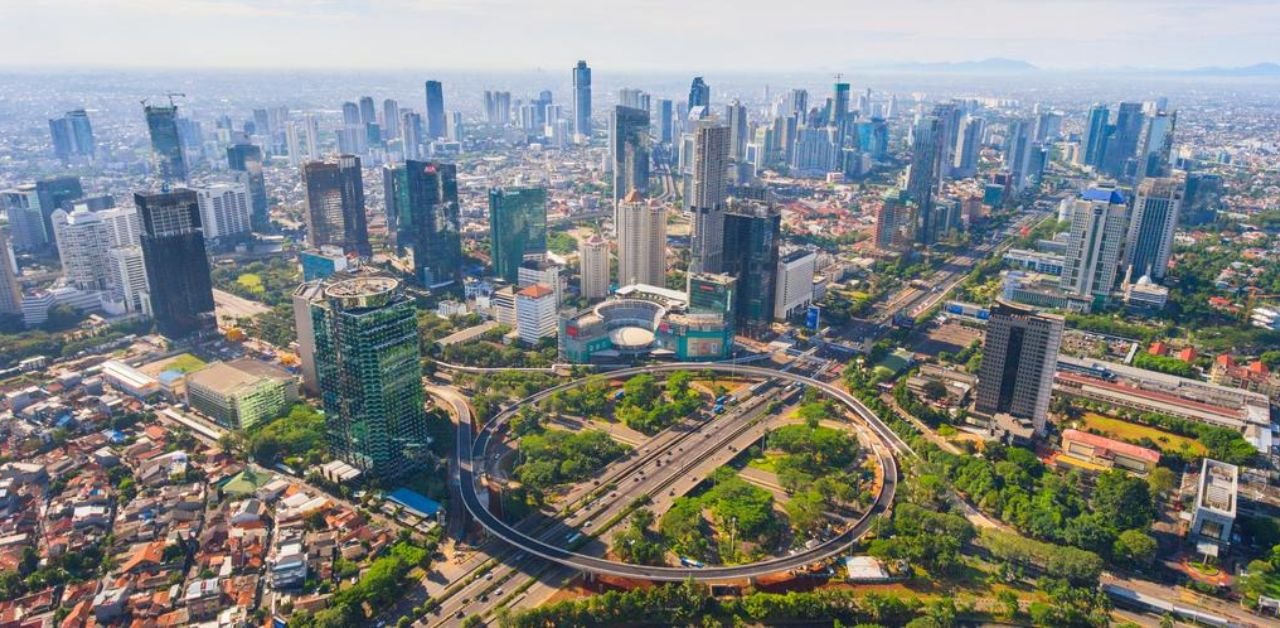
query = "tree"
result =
(921, 380, 948, 401)
(1147, 467, 1176, 496)
(1112, 530, 1158, 568)
(1091, 471, 1154, 531)
(995, 589, 1020, 619)
(785, 490, 826, 538)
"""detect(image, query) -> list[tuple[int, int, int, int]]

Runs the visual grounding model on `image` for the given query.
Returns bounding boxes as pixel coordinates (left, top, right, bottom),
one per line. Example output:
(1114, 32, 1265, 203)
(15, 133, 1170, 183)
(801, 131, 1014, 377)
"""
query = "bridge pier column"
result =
(582, 571, 595, 585)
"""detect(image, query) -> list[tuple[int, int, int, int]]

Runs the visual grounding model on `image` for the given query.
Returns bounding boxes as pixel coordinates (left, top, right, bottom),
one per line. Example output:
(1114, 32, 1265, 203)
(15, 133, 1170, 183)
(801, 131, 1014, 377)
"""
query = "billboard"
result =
(806, 305, 821, 330)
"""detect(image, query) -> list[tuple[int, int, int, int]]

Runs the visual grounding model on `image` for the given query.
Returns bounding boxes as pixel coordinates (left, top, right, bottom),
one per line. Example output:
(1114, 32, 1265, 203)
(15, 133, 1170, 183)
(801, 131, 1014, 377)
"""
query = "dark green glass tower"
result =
(310, 275, 427, 480)
(488, 187, 547, 283)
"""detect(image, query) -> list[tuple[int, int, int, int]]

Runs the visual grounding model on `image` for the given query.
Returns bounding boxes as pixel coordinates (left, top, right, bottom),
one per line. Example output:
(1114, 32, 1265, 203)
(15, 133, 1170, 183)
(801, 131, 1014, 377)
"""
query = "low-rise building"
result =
(1057, 429, 1160, 476)
(186, 359, 298, 429)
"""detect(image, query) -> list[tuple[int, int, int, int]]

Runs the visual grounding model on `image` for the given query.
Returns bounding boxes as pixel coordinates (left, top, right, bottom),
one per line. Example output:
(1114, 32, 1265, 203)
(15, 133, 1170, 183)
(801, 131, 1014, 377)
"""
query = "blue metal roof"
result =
(1081, 188, 1125, 204)
(388, 488, 441, 517)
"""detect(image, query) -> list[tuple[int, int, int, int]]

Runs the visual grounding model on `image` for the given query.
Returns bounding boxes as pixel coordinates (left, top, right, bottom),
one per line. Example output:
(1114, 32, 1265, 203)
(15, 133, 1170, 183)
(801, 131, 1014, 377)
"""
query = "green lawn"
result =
(1081, 413, 1207, 456)
(747, 452, 785, 473)
(166, 353, 208, 374)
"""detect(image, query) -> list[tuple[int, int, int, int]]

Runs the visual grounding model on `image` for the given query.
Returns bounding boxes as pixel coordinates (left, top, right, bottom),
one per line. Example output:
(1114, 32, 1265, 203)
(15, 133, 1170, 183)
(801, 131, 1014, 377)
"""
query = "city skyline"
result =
(3, 0, 1278, 72)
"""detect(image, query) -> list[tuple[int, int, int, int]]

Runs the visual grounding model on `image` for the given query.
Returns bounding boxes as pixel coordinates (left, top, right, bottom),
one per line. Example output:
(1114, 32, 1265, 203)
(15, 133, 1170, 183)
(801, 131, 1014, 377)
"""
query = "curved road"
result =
(456, 363, 904, 582)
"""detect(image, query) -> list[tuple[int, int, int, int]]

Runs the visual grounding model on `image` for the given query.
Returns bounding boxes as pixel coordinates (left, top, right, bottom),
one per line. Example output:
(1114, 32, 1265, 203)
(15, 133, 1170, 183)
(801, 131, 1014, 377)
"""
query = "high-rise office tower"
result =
(401, 111, 424, 160)
(358, 96, 377, 127)
(952, 116, 984, 178)
(405, 161, 462, 288)
(974, 300, 1064, 436)
(483, 90, 513, 126)
(610, 105, 651, 211)
(382, 164, 408, 246)
(831, 82, 851, 127)
(303, 115, 321, 160)
(136, 189, 215, 338)
(726, 100, 748, 161)
(381, 99, 400, 140)
(931, 102, 963, 183)
(342, 102, 361, 126)
(226, 143, 269, 231)
(1060, 188, 1128, 301)
(1082, 104, 1110, 167)
(34, 177, 83, 252)
(1034, 110, 1063, 142)
(145, 104, 187, 183)
(310, 274, 427, 480)
(253, 108, 272, 138)
(488, 187, 548, 283)
(1139, 111, 1177, 180)
(1101, 102, 1144, 178)
(618, 88, 650, 111)
(658, 99, 674, 144)
(424, 80, 446, 139)
(580, 234, 609, 301)
(1, 186, 45, 251)
(572, 61, 592, 142)
(285, 123, 304, 167)
(721, 200, 780, 330)
(193, 183, 252, 241)
(49, 109, 95, 162)
(906, 116, 943, 243)
(1004, 118, 1036, 192)
(615, 190, 666, 287)
(302, 155, 370, 257)
(688, 77, 710, 116)
(0, 227, 21, 318)
(1181, 173, 1222, 227)
(1080, 103, 1111, 167)
(1124, 176, 1184, 283)
(689, 122, 730, 273)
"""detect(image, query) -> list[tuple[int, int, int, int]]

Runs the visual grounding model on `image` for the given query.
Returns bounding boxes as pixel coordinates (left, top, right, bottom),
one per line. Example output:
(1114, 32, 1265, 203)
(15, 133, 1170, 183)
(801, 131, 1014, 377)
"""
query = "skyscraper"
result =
(952, 116, 984, 178)
(193, 183, 252, 241)
(1060, 188, 1128, 302)
(51, 206, 139, 292)
(975, 300, 1064, 436)
(310, 275, 427, 480)
(726, 100, 748, 161)
(405, 161, 463, 288)
(302, 155, 370, 257)
(721, 199, 780, 330)
(1004, 118, 1037, 192)
(1124, 176, 1184, 282)
(382, 163, 409, 245)
(0, 227, 21, 318)
(342, 102, 361, 126)
(50, 110, 94, 162)
(145, 105, 187, 183)
(488, 187, 548, 283)
(687, 77, 711, 115)
(580, 234, 609, 301)
(424, 80, 446, 139)
(1082, 104, 1110, 167)
(689, 122, 730, 273)
(831, 82, 851, 126)
(401, 111, 424, 160)
(610, 105, 651, 211)
(572, 61, 592, 142)
(135, 189, 215, 338)
(907, 116, 943, 243)
(1139, 111, 1177, 180)
(1100, 102, 1144, 179)
(381, 99, 400, 140)
(658, 99, 674, 144)
(1181, 172, 1222, 227)
(615, 190, 665, 287)
(226, 143, 269, 231)
(35, 177, 83, 252)
(358, 96, 377, 127)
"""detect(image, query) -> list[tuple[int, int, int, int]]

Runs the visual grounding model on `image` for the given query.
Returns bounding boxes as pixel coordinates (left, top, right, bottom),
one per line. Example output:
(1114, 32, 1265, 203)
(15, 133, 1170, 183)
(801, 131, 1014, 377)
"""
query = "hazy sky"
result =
(3, 0, 1277, 72)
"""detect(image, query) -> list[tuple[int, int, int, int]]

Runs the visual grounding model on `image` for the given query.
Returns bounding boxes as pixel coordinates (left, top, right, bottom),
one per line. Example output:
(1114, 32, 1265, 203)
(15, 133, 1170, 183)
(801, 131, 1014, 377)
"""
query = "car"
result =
(584, 520, 593, 528)
(456, 610, 465, 618)
(634, 476, 641, 482)
(669, 489, 675, 496)
(480, 594, 488, 602)
(485, 572, 493, 580)
(496, 588, 505, 596)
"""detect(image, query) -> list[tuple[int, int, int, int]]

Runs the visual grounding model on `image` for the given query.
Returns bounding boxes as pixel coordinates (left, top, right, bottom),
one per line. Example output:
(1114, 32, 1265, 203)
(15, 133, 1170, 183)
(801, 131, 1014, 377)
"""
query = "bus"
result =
(679, 557, 705, 568)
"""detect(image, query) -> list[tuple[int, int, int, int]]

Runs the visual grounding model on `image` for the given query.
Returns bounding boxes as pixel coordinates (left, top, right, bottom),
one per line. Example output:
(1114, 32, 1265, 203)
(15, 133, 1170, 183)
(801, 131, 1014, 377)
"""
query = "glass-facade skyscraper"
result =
(310, 275, 427, 481)
(1124, 176, 1183, 283)
(572, 61, 592, 141)
(227, 143, 269, 232)
(136, 189, 215, 338)
(405, 160, 463, 288)
(688, 77, 710, 114)
(611, 105, 651, 210)
(424, 80, 446, 139)
(302, 155, 370, 257)
(488, 187, 548, 283)
(144, 104, 187, 183)
(721, 201, 780, 330)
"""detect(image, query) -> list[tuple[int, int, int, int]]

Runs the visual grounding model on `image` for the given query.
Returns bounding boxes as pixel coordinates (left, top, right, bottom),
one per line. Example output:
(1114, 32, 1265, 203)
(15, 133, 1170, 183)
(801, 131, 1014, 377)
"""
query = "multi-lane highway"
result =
(456, 363, 904, 582)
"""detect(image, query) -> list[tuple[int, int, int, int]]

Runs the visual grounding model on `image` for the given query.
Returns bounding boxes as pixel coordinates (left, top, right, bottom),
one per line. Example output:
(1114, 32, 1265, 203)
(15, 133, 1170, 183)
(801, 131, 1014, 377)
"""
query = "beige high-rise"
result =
(615, 190, 665, 287)
(580, 233, 609, 301)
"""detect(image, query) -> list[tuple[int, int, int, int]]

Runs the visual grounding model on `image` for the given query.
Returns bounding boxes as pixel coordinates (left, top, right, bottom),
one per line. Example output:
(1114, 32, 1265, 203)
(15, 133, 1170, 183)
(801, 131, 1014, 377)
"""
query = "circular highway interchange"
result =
(455, 363, 907, 582)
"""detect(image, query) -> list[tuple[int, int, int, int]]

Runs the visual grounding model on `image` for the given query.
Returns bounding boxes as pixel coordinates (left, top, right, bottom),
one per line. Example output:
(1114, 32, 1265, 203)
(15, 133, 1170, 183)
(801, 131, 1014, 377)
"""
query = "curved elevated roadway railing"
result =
(455, 362, 908, 581)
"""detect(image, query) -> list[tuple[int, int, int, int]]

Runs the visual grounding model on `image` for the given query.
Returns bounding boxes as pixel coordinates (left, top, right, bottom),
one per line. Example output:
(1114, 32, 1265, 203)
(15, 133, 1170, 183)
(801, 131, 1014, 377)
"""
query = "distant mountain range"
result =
(1180, 62, 1280, 77)
(871, 58, 1039, 74)
(854, 58, 1280, 77)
